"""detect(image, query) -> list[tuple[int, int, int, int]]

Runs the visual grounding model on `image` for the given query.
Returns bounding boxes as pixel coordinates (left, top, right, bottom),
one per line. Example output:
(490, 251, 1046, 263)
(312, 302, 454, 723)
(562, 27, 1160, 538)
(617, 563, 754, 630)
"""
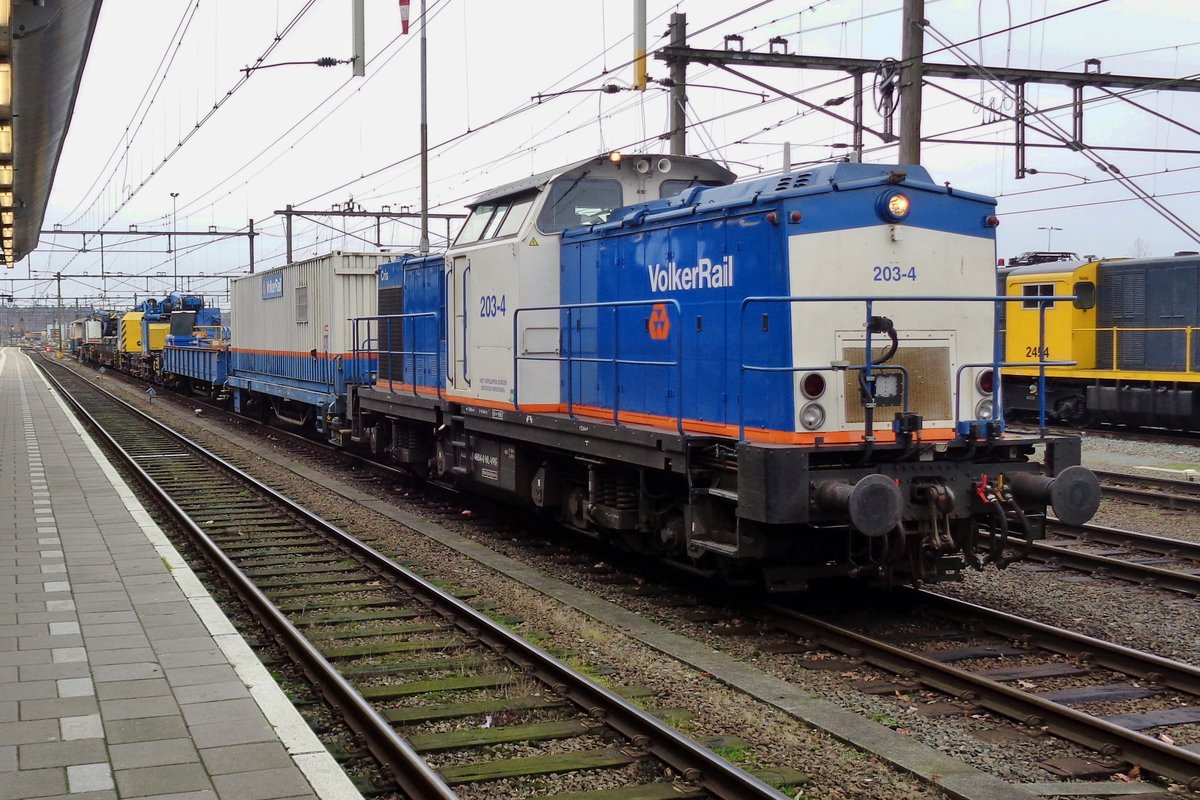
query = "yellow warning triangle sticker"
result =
(528, 237, 539, 246)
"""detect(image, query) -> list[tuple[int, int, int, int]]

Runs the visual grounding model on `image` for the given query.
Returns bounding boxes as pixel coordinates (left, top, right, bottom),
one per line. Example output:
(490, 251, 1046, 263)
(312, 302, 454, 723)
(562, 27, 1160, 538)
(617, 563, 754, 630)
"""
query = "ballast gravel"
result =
(71, 365, 945, 800)
(57, 359, 1200, 797)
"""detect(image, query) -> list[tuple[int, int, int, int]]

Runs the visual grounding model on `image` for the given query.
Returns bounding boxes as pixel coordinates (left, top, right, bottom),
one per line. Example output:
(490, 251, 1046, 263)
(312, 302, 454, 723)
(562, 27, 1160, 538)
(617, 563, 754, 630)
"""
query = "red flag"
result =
(399, 0, 410, 34)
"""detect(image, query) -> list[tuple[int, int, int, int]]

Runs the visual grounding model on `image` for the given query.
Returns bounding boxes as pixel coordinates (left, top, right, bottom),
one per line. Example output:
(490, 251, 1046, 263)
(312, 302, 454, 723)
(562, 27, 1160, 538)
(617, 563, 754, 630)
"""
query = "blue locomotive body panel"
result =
(377, 254, 446, 392)
(561, 202, 792, 431)
(559, 163, 997, 434)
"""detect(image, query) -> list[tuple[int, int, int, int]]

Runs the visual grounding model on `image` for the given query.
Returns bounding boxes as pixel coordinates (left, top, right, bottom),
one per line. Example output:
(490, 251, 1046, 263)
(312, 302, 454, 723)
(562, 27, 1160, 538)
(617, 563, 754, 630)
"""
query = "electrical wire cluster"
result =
(29, 0, 1200, 302)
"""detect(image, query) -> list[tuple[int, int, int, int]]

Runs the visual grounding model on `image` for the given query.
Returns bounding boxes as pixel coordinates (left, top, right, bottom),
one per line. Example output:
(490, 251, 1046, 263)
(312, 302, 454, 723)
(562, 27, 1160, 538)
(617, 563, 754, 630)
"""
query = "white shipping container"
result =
(230, 251, 388, 357)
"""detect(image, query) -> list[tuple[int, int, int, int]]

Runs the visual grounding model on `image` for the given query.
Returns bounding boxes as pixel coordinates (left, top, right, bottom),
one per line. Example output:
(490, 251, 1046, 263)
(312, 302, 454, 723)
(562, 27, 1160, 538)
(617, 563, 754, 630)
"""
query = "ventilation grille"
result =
(842, 345, 952, 423)
(378, 286, 406, 384)
(773, 171, 813, 192)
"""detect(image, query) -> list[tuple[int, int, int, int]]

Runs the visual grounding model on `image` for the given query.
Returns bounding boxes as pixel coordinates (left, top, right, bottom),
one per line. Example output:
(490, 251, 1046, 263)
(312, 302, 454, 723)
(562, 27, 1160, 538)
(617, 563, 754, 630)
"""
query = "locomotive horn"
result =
(1008, 465, 1101, 526)
(813, 474, 903, 537)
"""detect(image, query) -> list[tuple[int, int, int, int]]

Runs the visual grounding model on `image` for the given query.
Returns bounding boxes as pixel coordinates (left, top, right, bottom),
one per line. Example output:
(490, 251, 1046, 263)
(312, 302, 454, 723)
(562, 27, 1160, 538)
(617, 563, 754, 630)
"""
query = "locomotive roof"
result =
(469, 154, 737, 206)
(1004, 261, 1092, 277)
(1006, 253, 1200, 278)
(578, 161, 996, 233)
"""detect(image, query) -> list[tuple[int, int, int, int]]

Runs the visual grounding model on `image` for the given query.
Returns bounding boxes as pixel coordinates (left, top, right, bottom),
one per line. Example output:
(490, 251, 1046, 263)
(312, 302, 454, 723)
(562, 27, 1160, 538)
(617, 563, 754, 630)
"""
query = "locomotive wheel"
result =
(1055, 396, 1091, 428)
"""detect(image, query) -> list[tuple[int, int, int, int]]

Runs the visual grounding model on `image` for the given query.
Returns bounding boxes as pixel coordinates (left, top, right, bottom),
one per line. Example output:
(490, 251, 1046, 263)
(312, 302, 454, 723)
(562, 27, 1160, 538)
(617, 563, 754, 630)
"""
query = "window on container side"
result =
(1021, 283, 1055, 310)
(536, 177, 622, 233)
(296, 285, 309, 324)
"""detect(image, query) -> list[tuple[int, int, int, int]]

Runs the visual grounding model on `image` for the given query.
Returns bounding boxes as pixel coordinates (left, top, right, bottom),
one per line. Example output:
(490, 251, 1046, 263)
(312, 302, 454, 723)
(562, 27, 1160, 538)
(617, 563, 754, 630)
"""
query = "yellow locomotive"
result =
(1003, 254, 1200, 427)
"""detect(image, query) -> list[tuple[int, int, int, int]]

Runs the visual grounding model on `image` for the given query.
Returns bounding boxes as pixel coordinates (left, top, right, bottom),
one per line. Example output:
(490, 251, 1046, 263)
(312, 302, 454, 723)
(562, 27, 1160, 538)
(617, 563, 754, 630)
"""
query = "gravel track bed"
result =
(67, 367, 943, 800)
(1079, 431, 1200, 475)
(87, 432, 396, 795)
(450, 760, 666, 800)
(66, 361, 1200, 796)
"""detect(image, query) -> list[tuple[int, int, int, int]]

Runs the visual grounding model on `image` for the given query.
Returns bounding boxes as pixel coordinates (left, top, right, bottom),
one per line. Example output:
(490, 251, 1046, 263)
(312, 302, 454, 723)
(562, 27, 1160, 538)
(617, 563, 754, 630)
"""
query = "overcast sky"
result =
(15, 0, 1200, 304)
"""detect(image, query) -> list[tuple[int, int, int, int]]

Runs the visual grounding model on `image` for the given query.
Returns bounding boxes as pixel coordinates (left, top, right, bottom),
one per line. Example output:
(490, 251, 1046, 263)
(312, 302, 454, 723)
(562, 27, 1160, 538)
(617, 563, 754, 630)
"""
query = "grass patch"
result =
(869, 710, 903, 729)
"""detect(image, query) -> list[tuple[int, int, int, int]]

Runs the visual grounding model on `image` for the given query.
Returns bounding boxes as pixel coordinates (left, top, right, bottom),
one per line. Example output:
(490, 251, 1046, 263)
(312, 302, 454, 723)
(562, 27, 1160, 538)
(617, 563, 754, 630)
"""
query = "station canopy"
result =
(3, 0, 103, 267)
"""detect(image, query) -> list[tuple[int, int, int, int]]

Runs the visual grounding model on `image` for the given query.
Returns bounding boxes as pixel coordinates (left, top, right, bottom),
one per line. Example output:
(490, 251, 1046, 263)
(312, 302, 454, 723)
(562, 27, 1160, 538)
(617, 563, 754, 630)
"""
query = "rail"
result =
(764, 593, 1200, 790)
(737, 294, 1069, 442)
(350, 312, 442, 398)
(38, 355, 788, 800)
(513, 299, 686, 435)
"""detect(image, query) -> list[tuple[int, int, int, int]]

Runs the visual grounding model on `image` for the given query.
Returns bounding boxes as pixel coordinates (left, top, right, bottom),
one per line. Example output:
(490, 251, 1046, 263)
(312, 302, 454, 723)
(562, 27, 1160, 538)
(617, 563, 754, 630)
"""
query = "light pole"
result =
(1037, 225, 1062, 250)
(170, 192, 180, 292)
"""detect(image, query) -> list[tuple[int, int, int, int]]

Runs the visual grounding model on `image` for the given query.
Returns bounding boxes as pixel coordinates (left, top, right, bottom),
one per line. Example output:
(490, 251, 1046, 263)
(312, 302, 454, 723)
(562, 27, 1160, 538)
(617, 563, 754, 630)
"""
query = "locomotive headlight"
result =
(878, 190, 911, 222)
(800, 402, 826, 430)
(975, 397, 995, 420)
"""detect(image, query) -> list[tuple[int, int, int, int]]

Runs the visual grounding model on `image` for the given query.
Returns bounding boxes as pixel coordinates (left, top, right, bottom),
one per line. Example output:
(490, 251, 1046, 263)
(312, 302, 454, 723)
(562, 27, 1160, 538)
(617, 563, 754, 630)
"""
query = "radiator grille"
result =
(842, 345, 951, 423)
(378, 286, 406, 383)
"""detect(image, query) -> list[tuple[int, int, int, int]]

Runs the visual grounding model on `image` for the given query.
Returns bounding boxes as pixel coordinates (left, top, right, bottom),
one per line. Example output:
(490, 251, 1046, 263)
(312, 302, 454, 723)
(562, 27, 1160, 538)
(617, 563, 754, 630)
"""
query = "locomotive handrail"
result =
(953, 360, 1075, 433)
(350, 313, 443, 400)
(514, 299, 685, 434)
(737, 294, 1069, 442)
(1064, 324, 1200, 373)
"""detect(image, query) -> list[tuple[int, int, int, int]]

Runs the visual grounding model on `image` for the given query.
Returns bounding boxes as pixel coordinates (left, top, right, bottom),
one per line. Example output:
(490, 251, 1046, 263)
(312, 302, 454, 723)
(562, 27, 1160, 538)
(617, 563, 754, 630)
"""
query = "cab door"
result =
(448, 255, 471, 391)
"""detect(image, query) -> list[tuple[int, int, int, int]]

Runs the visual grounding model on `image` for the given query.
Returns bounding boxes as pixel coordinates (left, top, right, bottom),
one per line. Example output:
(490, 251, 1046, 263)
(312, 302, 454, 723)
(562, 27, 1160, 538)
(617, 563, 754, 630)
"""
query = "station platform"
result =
(0, 349, 362, 800)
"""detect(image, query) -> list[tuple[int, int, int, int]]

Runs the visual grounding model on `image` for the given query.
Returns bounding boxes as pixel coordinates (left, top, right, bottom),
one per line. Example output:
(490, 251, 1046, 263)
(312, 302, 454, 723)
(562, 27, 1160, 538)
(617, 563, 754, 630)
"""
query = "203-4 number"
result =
(873, 265, 917, 282)
(479, 294, 507, 317)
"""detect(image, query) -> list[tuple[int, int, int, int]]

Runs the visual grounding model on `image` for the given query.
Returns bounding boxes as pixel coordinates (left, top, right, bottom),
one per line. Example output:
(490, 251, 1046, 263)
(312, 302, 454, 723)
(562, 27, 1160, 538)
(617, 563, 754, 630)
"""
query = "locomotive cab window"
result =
(1021, 283, 1055, 309)
(1072, 280, 1096, 309)
(454, 191, 536, 246)
(496, 195, 535, 238)
(454, 203, 497, 246)
(536, 177, 622, 233)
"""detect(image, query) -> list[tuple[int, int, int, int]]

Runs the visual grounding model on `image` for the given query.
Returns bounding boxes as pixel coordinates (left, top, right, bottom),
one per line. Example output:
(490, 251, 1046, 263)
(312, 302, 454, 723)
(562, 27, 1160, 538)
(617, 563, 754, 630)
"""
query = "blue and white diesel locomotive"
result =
(195, 153, 1101, 589)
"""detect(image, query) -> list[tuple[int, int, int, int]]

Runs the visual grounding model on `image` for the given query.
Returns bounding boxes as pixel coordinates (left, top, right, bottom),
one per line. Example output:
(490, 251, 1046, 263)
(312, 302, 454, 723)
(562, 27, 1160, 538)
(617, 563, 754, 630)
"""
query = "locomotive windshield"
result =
(536, 176, 622, 233)
(455, 191, 536, 246)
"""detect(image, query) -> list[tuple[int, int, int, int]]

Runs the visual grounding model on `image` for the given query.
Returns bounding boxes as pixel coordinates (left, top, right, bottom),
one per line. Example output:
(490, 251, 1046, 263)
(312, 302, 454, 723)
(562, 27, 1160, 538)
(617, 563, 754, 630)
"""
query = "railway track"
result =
(763, 591, 1200, 789)
(1095, 469, 1200, 511)
(49, 353, 1200, 791)
(985, 469, 1200, 596)
(1010, 520, 1200, 597)
(36, 358, 797, 799)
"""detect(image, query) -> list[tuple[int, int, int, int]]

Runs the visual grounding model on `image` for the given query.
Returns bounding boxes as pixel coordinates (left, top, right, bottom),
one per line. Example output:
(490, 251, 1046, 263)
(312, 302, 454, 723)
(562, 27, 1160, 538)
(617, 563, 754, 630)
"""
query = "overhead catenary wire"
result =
(98, 0, 822, 266)
(35, 0, 1200, 300)
(923, 20, 1200, 244)
(59, 0, 321, 272)
(38, 1, 1078, 285)
(57, 0, 204, 226)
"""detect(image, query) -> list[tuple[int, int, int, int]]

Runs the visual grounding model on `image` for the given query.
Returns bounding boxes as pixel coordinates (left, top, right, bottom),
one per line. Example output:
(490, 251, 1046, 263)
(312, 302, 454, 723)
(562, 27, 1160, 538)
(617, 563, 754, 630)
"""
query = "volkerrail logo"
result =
(646, 256, 734, 292)
(261, 274, 284, 300)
